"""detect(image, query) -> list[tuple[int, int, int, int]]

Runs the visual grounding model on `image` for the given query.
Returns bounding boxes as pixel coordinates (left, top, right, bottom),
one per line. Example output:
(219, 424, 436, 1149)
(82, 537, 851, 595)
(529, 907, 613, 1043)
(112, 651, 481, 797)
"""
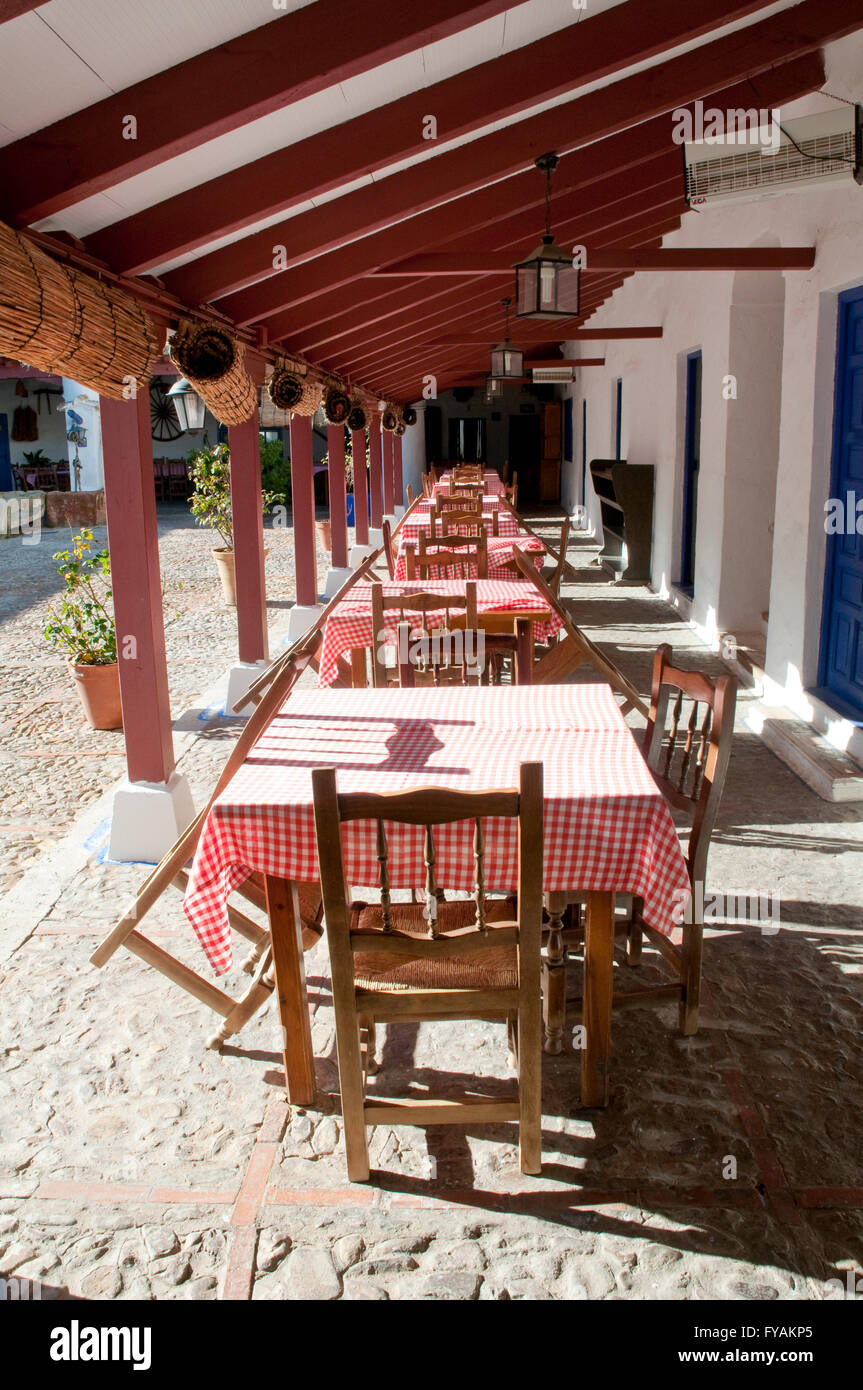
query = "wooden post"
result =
(351, 427, 370, 545)
(326, 424, 349, 568)
(382, 428, 394, 515)
(100, 392, 175, 784)
(289, 412, 318, 606)
(393, 432, 404, 510)
(368, 417, 383, 529)
(228, 412, 268, 664)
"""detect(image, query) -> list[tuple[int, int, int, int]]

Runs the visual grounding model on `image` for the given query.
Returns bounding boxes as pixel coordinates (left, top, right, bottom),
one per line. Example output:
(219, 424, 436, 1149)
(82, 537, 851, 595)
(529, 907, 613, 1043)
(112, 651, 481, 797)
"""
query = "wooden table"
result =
(184, 685, 689, 1108)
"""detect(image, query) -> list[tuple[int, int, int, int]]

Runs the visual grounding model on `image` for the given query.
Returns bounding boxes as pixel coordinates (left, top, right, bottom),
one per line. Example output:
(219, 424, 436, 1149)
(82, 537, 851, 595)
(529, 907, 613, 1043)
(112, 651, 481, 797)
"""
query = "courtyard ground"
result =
(0, 508, 861, 1301)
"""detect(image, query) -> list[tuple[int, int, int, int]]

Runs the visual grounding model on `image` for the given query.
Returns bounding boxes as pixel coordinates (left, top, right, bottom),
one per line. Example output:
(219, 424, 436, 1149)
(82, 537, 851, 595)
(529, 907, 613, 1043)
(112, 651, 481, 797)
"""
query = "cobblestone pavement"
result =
(1, 510, 861, 1301)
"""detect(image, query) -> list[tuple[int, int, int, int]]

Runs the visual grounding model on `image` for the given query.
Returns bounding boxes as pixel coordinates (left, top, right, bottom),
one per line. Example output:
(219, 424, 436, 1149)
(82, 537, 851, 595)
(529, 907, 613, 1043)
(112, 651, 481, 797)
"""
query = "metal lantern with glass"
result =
(167, 377, 206, 432)
(515, 153, 581, 319)
(490, 298, 523, 378)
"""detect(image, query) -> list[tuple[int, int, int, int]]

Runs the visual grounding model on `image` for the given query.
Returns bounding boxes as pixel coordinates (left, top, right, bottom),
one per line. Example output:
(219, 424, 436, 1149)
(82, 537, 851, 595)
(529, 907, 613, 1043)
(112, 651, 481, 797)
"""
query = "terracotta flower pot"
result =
(315, 519, 332, 551)
(212, 547, 269, 606)
(70, 661, 123, 730)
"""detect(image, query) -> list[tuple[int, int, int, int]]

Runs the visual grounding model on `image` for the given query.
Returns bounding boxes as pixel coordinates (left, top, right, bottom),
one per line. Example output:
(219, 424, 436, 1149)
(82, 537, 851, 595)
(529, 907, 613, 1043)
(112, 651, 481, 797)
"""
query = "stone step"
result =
(745, 703, 863, 802)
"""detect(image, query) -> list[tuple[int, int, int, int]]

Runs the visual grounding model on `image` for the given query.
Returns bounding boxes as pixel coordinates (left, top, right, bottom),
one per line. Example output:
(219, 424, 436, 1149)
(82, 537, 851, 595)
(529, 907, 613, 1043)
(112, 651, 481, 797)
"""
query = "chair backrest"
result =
(369, 579, 478, 687)
(381, 519, 396, 579)
(546, 517, 570, 597)
(421, 472, 433, 498)
(408, 532, 488, 580)
(643, 644, 737, 887)
(437, 510, 495, 538)
(406, 484, 414, 505)
(435, 494, 482, 518)
(312, 760, 543, 953)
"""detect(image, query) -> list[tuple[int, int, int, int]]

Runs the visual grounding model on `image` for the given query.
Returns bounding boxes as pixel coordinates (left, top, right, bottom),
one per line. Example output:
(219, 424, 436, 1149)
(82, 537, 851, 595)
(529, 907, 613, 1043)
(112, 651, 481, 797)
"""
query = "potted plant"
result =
(42, 529, 122, 730)
(187, 441, 284, 605)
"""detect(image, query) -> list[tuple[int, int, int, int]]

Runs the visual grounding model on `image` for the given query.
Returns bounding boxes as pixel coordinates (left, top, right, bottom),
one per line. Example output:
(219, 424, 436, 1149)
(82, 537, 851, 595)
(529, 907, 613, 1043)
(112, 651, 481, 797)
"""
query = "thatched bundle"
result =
(170, 320, 257, 426)
(381, 401, 402, 433)
(0, 220, 158, 398)
(268, 362, 321, 417)
(347, 393, 369, 431)
(402, 405, 417, 426)
(323, 384, 351, 425)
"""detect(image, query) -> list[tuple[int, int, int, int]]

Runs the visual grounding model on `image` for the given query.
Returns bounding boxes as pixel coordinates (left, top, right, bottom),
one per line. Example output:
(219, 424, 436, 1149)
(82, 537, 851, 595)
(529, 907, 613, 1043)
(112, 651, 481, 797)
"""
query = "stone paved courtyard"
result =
(1, 509, 861, 1302)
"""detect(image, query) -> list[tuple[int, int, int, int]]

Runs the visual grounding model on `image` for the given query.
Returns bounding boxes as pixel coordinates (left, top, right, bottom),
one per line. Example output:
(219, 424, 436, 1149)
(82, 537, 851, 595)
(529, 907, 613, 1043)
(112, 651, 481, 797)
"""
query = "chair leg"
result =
(626, 895, 644, 966)
(542, 897, 567, 1054)
(333, 1011, 371, 1182)
(206, 948, 275, 1051)
(517, 995, 542, 1177)
(679, 920, 703, 1036)
(506, 1012, 518, 1070)
(358, 1013, 378, 1075)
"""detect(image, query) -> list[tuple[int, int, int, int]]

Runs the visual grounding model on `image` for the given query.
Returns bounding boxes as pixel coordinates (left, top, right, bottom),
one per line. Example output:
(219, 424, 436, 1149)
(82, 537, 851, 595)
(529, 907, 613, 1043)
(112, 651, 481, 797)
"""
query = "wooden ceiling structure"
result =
(2, 0, 861, 405)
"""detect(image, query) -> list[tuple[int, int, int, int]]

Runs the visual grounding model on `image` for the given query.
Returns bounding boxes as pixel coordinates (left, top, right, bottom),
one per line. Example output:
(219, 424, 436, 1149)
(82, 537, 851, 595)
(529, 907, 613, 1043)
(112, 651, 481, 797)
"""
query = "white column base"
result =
(368, 527, 384, 550)
(226, 658, 270, 717)
(393, 504, 406, 521)
(324, 566, 355, 598)
(108, 771, 196, 864)
(286, 602, 323, 644)
(349, 542, 375, 567)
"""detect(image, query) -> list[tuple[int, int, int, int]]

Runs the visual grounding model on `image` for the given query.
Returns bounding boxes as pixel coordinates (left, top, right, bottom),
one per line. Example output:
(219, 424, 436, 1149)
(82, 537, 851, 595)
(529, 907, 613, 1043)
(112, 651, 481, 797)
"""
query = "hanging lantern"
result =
(484, 376, 503, 404)
(489, 298, 523, 377)
(515, 153, 580, 320)
(166, 377, 206, 431)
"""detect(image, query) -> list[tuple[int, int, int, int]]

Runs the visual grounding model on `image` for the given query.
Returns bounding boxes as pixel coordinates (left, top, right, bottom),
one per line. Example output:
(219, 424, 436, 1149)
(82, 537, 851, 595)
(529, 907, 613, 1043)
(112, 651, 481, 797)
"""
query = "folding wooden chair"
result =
(381, 518, 396, 579)
(437, 508, 498, 538)
(312, 761, 544, 1180)
(540, 517, 570, 599)
(366, 580, 477, 688)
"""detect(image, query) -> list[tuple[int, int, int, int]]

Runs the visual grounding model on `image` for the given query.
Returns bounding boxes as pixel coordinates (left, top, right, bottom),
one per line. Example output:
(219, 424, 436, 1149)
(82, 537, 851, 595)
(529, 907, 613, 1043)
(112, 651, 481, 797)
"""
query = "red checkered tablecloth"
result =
(184, 685, 690, 975)
(316, 579, 563, 686)
(394, 533, 545, 582)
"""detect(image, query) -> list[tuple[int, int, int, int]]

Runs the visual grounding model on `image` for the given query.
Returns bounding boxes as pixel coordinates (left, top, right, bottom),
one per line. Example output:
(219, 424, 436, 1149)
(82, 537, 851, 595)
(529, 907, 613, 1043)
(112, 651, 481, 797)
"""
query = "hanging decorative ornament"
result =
(381, 402, 401, 433)
(402, 405, 417, 426)
(347, 393, 369, 431)
(323, 382, 351, 425)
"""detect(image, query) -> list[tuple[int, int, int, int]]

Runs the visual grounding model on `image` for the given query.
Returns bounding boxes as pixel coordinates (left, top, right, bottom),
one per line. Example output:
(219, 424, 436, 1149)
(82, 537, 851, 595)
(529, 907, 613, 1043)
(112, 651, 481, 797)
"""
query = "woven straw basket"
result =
(170, 320, 257, 427)
(0, 220, 158, 398)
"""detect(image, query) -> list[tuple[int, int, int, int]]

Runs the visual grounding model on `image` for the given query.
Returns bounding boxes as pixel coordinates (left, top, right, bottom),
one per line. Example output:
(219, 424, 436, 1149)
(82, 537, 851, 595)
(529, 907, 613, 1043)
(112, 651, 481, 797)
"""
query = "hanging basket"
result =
(323, 384, 351, 425)
(402, 405, 417, 427)
(169, 320, 257, 426)
(291, 377, 322, 418)
(259, 384, 291, 428)
(0, 220, 158, 398)
(381, 402, 401, 433)
(268, 363, 321, 417)
(394, 420, 407, 436)
(347, 395, 368, 431)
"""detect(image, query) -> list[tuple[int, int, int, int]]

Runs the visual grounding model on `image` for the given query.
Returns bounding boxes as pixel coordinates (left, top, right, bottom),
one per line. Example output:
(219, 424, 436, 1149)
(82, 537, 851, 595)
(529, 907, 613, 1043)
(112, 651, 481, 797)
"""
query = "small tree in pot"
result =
(187, 441, 284, 605)
(42, 529, 122, 729)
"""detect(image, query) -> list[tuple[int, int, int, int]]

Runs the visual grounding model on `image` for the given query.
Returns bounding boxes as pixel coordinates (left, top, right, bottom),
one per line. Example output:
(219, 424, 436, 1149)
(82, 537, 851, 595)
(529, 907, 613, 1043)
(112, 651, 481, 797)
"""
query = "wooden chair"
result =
(505, 471, 518, 509)
(312, 761, 544, 1181)
(381, 518, 396, 579)
(168, 458, 190, 500)
(153, 457, 167, 501)
(367, 580, 478, 688)
(406, 484, 414, 506)
(554, 645, 737, 1045)
(405, 532, 489, 581)
(396, 617, 533, 689)
(435, 494, 483, 520)
(437, 509, 498, 538)
(541, 517, 570, 598)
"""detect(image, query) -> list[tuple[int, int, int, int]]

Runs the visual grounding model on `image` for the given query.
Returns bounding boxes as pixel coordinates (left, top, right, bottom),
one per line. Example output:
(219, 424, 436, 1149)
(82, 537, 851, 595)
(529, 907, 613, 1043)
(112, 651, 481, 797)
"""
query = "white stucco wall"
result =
(559, 34, 863, 727)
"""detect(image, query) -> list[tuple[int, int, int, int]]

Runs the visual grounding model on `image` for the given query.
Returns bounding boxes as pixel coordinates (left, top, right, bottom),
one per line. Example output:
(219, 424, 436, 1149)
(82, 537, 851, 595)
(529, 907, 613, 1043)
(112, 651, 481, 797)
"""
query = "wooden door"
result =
(540, 401, 562, 502)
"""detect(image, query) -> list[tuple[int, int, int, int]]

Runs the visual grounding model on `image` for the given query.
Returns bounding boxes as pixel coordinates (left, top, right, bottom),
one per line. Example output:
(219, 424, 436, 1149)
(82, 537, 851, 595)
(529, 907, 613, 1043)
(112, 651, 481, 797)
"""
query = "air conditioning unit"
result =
(531, 367, 573, 384)
(684, 106, 862, 210)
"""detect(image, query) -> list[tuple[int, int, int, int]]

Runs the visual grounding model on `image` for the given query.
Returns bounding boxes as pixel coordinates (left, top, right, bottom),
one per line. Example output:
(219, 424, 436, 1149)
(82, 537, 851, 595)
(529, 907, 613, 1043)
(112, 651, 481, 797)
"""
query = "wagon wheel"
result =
(150, 381, 183, 441)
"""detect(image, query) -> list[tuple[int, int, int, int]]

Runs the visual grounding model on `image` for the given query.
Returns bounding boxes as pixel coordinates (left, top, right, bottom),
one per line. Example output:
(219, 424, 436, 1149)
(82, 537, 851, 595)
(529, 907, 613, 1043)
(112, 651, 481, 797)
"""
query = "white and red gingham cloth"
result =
(316, 579, 563, 687)
(394, 533, 545, 582)
(434, 470, 506, 497)
(184, 684, 690, 976)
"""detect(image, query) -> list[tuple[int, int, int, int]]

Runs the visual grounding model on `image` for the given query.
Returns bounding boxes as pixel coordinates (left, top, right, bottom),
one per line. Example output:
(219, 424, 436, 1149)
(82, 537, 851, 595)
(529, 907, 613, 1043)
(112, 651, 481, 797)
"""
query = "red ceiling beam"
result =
(262, 143, 686, 346)
(0, 0, 515, 227)
(321, 210, 683, 377)
(0, 1, 42, 20)
(584, 246, 818, 269)
(229, 52, 823, 348)
(288, 157, 683, 352)
(216, 13, 836, 329)
(89, 0, 775, 280)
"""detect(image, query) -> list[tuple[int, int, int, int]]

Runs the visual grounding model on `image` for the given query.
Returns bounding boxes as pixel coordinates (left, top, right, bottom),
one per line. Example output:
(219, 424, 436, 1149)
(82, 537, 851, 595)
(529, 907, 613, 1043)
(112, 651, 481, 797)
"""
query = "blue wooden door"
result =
(0, 414, 11, 490)
(820, 285, 863, 716)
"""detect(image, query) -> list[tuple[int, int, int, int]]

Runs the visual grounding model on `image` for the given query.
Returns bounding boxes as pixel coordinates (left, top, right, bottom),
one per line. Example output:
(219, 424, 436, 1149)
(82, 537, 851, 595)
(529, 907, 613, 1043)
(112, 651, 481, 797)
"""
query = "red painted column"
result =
(327, 424, 349, 568)
(229, 412, 268, 664)
(351, 427, 369, 546)
(289, 412, 318, 606)
(393, 433, 404, 509)
(382, 429, 394, 515)
(100, 391, 175, 784)
(368, 417, 383, 529)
